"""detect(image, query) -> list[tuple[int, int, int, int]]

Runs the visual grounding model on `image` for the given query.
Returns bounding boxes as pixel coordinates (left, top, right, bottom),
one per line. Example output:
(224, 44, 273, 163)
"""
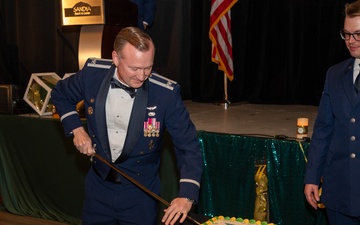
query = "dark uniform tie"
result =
(110, 78, 136, 98)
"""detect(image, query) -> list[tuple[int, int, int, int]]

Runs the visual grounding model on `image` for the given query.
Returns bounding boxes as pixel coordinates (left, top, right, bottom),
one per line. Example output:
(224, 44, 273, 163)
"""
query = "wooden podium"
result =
(61, 0, 138, 68)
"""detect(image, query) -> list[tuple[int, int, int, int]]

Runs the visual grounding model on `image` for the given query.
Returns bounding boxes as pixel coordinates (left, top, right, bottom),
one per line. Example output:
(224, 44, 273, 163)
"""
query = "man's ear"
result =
(112, 51, 119, 66)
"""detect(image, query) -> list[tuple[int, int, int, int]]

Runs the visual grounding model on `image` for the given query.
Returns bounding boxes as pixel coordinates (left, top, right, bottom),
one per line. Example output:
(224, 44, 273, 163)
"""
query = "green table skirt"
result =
(0, 115, 327, 225)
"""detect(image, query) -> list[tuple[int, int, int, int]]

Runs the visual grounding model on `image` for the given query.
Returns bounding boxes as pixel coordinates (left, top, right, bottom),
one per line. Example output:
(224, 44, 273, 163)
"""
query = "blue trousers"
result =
(82, 168, 159, 225)
(327, 208, 360, 225)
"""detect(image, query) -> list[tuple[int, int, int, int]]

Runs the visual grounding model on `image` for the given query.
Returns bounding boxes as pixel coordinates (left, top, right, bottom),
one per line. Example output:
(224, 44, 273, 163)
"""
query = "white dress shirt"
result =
(106, 70, 134, 162)
(353, 58, 360, 83)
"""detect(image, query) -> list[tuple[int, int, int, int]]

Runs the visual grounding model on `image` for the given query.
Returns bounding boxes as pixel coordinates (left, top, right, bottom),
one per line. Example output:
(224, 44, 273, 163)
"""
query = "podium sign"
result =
(61, 0, 105, 26)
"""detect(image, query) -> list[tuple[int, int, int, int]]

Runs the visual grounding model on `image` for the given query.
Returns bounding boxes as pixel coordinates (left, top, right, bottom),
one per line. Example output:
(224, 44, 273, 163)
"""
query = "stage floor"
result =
(184, 101, 319, 140)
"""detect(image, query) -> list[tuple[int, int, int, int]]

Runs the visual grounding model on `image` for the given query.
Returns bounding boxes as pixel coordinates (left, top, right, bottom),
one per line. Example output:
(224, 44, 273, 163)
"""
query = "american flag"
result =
(209, 0, 237, 81)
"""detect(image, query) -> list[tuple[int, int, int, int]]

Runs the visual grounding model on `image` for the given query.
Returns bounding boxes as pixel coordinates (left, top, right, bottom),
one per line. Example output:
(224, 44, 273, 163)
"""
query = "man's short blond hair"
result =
(113, 27, 154, 56)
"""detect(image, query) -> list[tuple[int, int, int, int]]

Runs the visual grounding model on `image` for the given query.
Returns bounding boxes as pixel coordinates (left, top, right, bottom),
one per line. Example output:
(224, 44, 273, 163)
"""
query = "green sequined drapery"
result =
(196, 131, 327, 225)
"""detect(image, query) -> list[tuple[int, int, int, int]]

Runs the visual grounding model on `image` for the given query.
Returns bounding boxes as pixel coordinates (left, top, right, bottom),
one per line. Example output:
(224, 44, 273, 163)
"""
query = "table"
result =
(196, 131, 327, 225)
(0, 115, 326, 225)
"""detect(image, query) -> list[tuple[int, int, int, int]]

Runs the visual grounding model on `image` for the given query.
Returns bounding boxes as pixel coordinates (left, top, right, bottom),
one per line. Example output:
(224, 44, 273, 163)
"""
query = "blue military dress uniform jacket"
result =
(51, 58, 203, 203)
(304, 57, 360, 216)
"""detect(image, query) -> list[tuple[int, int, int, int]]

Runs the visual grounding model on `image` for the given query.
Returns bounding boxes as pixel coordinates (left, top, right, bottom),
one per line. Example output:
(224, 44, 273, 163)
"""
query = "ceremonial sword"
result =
(92, 153, 201, 225)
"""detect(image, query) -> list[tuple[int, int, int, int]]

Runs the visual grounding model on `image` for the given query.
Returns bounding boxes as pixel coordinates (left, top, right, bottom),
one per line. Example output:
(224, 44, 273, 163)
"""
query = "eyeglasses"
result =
(340, 29, 360, 41)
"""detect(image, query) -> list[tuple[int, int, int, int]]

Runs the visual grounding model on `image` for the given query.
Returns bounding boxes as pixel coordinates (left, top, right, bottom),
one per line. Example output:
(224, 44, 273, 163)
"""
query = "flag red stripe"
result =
(216, 13, 233, 59)
(209, 0, 237, 81)
(210, 20, 233, 73)
(210, 0, 235, 26)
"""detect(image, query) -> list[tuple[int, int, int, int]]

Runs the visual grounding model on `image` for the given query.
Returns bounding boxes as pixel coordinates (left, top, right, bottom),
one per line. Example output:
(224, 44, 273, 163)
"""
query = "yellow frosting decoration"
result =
(202, 215, 277, 225)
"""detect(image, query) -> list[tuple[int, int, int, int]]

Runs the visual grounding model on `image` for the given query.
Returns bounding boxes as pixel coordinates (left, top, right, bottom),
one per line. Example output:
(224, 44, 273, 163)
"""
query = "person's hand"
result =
(142, 21, 148, 30)
(162, 198, 193, 225)
(72, 127, 95, 156)
(304, 184, 320, 209)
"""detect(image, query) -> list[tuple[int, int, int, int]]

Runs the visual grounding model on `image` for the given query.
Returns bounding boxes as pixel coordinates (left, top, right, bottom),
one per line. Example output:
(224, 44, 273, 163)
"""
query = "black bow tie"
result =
(110, 78, 136, 98)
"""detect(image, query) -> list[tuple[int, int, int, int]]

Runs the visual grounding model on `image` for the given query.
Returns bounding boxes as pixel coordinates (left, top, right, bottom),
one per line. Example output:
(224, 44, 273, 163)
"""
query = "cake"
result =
(202, 216, 276, 225)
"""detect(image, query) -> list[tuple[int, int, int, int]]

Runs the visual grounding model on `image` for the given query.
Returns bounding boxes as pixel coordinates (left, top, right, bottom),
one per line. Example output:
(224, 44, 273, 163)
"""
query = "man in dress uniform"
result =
(51, 27, 202, 225)
(304, 1, 360, 224)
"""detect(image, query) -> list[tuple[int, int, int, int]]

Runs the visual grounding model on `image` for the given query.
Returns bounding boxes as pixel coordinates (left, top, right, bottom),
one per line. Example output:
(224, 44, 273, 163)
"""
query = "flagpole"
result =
(224, 72, 230, 109)
(210, 0, 237, 110)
